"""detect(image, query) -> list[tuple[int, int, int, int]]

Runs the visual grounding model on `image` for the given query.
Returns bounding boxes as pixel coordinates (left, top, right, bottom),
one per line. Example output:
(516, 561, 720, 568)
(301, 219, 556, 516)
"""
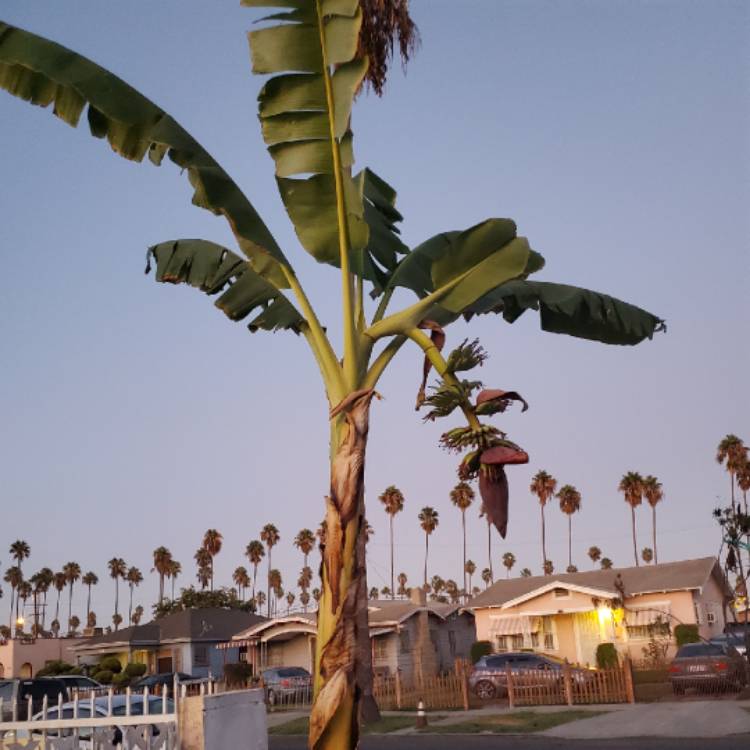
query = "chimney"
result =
(410, 587, 426, 607)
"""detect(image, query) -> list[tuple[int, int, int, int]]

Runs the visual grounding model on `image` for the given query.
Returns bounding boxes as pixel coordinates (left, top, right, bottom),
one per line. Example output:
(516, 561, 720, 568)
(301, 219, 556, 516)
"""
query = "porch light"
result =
(596, 605, 612, 624)
(15, 616, 24, 628)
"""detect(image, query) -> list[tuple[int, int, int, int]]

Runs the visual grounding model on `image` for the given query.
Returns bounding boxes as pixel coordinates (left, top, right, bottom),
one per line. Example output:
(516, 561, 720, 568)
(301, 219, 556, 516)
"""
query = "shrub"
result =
(68, 666, 83, 675)
(111, 673, 130, 687)
(93, 670, 114, 684)
(595, 643, 619, 669)
(37, 660, 75, 676)
(124, 662, 147, 679)
(470, 640, 492, 664)
(99, 657, 122, 673)
(224, 662, 253, 687)
(674, 624, 700, 646)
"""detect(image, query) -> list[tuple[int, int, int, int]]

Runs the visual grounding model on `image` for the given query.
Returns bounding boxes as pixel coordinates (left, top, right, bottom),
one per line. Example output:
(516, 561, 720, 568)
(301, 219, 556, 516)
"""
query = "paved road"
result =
(271, 736, 750, 750)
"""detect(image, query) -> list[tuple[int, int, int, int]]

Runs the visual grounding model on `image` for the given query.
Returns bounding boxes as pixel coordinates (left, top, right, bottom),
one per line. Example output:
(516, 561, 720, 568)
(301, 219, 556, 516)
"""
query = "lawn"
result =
(269, 714, 443, 735)
(419, 709, 608, 734)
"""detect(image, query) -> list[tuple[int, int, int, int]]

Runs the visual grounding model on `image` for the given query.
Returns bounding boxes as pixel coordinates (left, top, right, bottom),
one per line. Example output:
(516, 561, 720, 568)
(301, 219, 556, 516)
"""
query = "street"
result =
(270, 736, 750, 750)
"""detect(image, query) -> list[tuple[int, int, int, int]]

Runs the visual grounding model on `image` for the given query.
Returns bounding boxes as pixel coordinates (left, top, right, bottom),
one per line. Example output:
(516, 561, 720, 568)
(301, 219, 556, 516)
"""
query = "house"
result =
(0, 636, 86, 679)
(468, 556, 732, 665)
(220, 590, 476, 685)
(71, 608, 265, 678)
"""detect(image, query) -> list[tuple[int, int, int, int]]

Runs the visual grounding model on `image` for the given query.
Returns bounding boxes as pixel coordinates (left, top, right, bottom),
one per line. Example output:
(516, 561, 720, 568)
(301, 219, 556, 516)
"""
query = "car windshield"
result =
(276, 668, 309, 678)
(676, 643, 724, 657)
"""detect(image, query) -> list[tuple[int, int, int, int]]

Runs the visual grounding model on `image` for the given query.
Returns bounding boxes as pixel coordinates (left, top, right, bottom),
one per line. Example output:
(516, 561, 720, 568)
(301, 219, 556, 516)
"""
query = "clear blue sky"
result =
(1, 1, 748, 622)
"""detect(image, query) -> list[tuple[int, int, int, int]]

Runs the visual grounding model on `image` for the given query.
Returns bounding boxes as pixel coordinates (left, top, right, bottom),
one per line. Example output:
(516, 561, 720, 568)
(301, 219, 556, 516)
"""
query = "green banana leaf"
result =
(0, 21, 289, 288)
(146, 240, 303, 333)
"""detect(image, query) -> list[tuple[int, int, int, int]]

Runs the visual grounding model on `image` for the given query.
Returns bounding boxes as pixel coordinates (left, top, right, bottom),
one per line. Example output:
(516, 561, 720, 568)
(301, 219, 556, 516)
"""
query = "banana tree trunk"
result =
(310, 390, 378, 749)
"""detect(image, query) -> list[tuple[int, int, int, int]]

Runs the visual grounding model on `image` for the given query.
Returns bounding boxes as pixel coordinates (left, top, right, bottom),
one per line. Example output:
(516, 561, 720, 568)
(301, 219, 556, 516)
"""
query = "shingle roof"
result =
(468, 556, 728, 609)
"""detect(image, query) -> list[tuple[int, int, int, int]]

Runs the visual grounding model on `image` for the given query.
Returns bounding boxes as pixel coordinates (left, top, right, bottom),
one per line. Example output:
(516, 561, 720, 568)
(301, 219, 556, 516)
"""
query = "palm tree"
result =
(717, 435, 745, 513)
(364, 520, 375, 543)
(233, 566, 250, 600)
(369, 587, 379, 600)
(62, 561, 81, 634)
(82, 572, 98, 621)
(286, 591, 296, 614)
(464, 560, 476, 595)
(587, 546, 602, 568)
(300, 591, 311, 611)
(418, 507, 439, 588)
(298, 567, 313, 611)
(132, 605, 144, 625)
(450, 482, 475, 598)
(52, 572, 66, 629)
(36, 567, 53, 630)
(152, 546, 173, 603)
(202, 529, 223, 591)
(168, 559, 182, 600)
(543, 560, 554, 575)
(557, 484, 582, 570)
(9, 540, 31, 578)
(380, 586, 392, 598)
(502, 552, 516, 578)
(245, 540, 265, 603)
(445, 580, 460, 604)
(481, 568, 492, 588)
(256, 590, 267, 612)
(260, 525, 280, 618)
(194, 548, 212, 590)
(3, 566, 22, 631)
(619, 472, 644, 566)
(0, 9, 664, 744)
(520, 568, 532, 578)
(430, 575, 445, 600)
(29, 572, 47, 634)
(530, 471, 557, 571)
(601, 557, 614, 570)
(641, 547, 654, 564)
(737, 457, 750, 515)
(17, 581, 32, 631)
(69, 614, 80, 634)
(642, 475, 664, 564)
(294, 529, 316, 570)
(107, 558, 126, 628)
(397, 572, 408, 598)
(566, 564, 578, 573)
(269, 569, 282, 617)
(126, 567, 143, 625)
(379, 486, 405, 600)
(479, 506, 494, 583)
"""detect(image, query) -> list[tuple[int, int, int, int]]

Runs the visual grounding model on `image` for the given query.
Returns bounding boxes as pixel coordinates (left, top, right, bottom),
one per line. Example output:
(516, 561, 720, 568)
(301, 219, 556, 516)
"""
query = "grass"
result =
(418, 709, 608, 734)
(269, 714, 445, 735)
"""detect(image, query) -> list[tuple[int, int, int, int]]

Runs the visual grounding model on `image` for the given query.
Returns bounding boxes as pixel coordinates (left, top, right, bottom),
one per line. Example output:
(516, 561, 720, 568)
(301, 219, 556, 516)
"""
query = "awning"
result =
(216, 639, 255, 650)
(370, 627, 396, 637)
(489, 615, 540, 636)
(625, 606, 670, 627)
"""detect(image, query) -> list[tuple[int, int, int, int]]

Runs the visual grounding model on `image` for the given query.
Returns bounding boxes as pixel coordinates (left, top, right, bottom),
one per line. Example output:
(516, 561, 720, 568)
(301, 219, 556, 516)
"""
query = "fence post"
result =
(562, 660, 574, 706)
(505, 664, 515, 710)
(459, 662, 469, 711)
(395, 670, 403, 711)
(623, 656, 635, 704)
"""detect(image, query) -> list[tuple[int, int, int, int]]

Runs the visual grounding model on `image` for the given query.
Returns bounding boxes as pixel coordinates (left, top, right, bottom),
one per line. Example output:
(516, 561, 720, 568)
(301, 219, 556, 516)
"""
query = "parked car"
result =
(261, 667, 312, 706)
(45, 675, 103, 692)
(710, 633, 748, 658)
(469, 652, 593, 700)
(13, 695, 174, 749)
(132, 672, 196, 694)
(668, 642, 748, 694)
(0, 678, 69, 721)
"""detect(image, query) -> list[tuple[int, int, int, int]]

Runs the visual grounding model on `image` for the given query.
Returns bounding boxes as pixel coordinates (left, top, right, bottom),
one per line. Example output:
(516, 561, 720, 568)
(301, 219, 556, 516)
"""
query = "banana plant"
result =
(0, 3, 664, 748)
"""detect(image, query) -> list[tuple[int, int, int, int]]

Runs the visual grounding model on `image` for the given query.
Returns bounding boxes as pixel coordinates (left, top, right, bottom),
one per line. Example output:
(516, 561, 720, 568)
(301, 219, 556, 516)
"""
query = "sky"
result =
(1, 1, 748, 625)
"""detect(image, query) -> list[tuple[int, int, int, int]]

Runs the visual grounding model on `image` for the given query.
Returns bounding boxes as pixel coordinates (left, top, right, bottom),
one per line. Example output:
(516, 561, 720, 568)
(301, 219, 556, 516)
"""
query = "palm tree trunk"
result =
(730, 473, 736, 514)
(129, 584, 134, 625)
(631, 505, 639, 566)
(252, 564, 258, 603)
(541, 504, 547, 571)
(424, 533, 429, 588)
(68, 584, 73, 633)
(8, 589, 14, 630)
(55, 591, 60, 627)
(86, 585, 91, 620)
(114, 579, 120, 623)
(568, 514, 572, 568)
(267, 551, 272, 618)
(487, 519, 493, 582)
(389, 515, 395, 600)
(42, 591, 48, 630)
(172, 575, 176, 600)
(159, 573, 164, 603)
(461, 511, 467, 602)
(210, 556, 214, 592)
(652, 505, 658, 565)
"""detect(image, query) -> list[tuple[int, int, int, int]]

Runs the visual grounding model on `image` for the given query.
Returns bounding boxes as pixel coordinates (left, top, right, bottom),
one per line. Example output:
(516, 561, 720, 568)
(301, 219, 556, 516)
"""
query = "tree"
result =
(126, 567, 143, 625)
(194, 547, 212, 590)
(9, 540, 30, 576)
(641, 547, 654, 564)
(202, 529, 223, 591)
(481, 568, 492, 588)
(0, 8, 664, 745)
(3, 566, 22, 631)
(479, 506, 494, 583)
(107, 558, 126, 628)
(260, 525, 280, 618)
(82, 572, 98, 621)
(396, 572, 408, 598)
(35, 567, 53, 630)
(245, 540, 265, 604)
(69, 614, 80, 634)
(17, 581, 31, 631)
(286, 591, 296, 614)
(295, 529, 316, 569)
(557, 484, 582, 570)
(380, 586, 392, 598)
(233, 566, 251, 600)
(62, 561, 81, 635)
(642, 475, 664, 564)
(269, 569, 283, 617)
(737, 457, 750, 516)
(566, 564, 578, 573)
(543, 560, 554, 575)
(255, 590, 267, 612)
(619, 472, 644, 566)
(52, 572, 66, 629)
(587, 546, 602, 568)
(29, 571, 48, 634)
(502, 552, 516, 578)
(418, 507, 439, 588)
(369, 587, 379, 600)
(298, 567, 314, 612)
(464, 560, 476, 595)
(364, 520, 375, 543)
(378, 486, 405, 599)
(301, 591, 311, 611)
(530, 471, 557, 571)
(168, 559, 182, 600)
(450, 482, 475, 599)
(717, 435, 745, 513)
(601, 557, 614, 570)
(132, 605, 144, 626)
(520, 568, 532, 578)
(152, 546, 173, 603)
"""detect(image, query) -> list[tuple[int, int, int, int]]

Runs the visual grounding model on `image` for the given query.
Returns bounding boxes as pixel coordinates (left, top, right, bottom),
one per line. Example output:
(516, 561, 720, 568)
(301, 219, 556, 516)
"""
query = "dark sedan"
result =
(261, 667, 312, 706)
(668, 642, 747, 694)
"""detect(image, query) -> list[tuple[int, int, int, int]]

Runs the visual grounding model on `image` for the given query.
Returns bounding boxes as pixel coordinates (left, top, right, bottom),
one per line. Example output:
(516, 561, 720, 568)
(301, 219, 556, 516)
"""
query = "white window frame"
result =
(694, 602, 703, 625)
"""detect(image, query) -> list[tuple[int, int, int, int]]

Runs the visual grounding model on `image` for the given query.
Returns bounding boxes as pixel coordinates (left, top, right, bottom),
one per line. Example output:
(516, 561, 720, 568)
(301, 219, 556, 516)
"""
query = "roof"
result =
(72, 608, 266, 652)
(468, 557, 729, 610)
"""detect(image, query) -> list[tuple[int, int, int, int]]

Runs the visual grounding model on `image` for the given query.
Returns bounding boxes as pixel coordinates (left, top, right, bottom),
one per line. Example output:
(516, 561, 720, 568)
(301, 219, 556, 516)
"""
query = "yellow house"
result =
(469, 557, 732, 666)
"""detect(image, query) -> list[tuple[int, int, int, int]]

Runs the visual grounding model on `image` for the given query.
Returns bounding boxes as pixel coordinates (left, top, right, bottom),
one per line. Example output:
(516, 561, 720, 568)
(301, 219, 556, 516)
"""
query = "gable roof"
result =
(469, 557, 729, 610)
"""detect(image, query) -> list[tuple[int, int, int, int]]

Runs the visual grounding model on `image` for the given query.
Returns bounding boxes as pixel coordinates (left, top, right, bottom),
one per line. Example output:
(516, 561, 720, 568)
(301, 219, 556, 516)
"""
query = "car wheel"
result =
(474, 680, 496, 700)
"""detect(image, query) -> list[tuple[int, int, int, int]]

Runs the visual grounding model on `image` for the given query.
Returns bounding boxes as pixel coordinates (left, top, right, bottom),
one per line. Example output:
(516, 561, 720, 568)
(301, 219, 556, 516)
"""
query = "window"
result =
(194, 645, 209, 667)
(694, 602, 703, 625)
(530, 632, 540, 648)
(626, 620, 670, 640)
(541, 616, 556, 650)
(373, 639, 388, 661)
(553, 588, 570, 599)
(510, 634, 524, 650)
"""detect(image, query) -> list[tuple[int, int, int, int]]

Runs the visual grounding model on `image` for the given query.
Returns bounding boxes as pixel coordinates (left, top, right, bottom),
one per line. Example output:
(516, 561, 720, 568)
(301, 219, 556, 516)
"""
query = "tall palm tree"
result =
(168, 559, 182, 600)
(502, 552, 516, 578)
(4, 566, 23, 630)
(445, 580, 460, 604)
(126, 567, 143, 625)
(364, 520, 375, 543)
(716, 435, 745, 513)
(397, 572, 408, 598)
(152, 546, 173, 603)
(481, 568, 492, 588)
(260, 525, 280, 618)
(430, 575, 445, 600)
(619, 472, 644, 566)
(269, 569, 282, 617)
(378, 486, 405, 600)
(543, 560, 554, 575)
(202, 529, 223, 591)
(194, 548, 212, 590)
(245, 540, 265, 602)
(107, 558, 126, 628)
(9, 540, 30, 578)
(450, 482, 475, 598)
(62, 561, 81, 634)
(286, 591, 296, 614)
(256, 591, 267, 612)
(52, 571, 66, 629)
(479, 506, 494, 583)
(464, 560, 476, 595)
(587, 546, 602, 568)
(642, 475, 664, 564)
(520, 568, 532, 578)
(601, 557, 614, 570)
(298, 566, 313, 611)
(418, 507, 439, 588)
(557, 484, 582, 570)
(233, 566, 250, 600)
(29, 572, 47, 634)
(36, 567, 53, 630)
(82, 571, 98, 621)
(641, 547, 654, 564)
(294, 529, 316, 570)
(737, 457, 750, 515)
(530, 471, 557, 571)
(17, 581, 32, 629)
(132, 605, 144, 626)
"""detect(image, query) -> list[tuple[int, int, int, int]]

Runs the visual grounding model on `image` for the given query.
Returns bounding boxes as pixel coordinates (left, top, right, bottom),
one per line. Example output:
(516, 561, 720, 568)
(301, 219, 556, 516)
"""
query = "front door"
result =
(157, 656, 173, 673)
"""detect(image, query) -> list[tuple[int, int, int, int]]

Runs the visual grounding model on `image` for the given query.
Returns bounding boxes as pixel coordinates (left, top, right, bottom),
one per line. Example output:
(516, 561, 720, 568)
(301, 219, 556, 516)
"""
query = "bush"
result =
(99, 657, 122, 674)
(68, 666, 83, 675)
(111, 673, 130, 687)
(596, 643, 619, 669)
(93, 670, 114, 685)
(674, 624, 700, 646)
(36, 660, 75, 677)
(470, 640, 492, 664)
(124, 662, 147, 679)
(224, 662, 253, 687)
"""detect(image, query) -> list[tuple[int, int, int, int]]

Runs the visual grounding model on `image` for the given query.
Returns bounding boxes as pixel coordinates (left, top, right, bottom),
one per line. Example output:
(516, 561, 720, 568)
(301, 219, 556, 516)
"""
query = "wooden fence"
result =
(373, 670, 468, 710)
